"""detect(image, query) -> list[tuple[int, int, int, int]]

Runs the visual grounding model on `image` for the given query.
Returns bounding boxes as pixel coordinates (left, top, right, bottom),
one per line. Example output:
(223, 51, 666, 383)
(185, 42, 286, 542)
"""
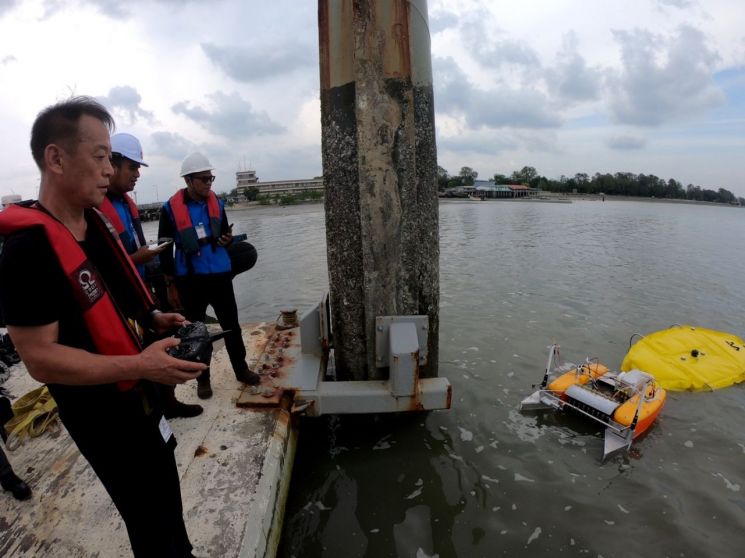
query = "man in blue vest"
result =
(158, 153, 260, 399)
(101, 133, 203, 419)
(100, 133, 158, 278)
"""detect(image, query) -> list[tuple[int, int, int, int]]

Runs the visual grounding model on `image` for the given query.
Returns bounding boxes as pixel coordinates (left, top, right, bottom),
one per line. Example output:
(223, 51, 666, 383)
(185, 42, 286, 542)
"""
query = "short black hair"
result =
(30, 96, 114, 170)
(110, 152, 125, 168)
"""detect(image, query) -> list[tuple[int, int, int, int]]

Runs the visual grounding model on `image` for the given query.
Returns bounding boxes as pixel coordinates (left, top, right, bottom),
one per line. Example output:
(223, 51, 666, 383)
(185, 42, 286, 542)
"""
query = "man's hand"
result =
(8, 322, 205, 387)
(138, 338, 206, 385)
(151, 311, 187, 335)
(130, 245, 159, 265)
(217, 231, 232, 247)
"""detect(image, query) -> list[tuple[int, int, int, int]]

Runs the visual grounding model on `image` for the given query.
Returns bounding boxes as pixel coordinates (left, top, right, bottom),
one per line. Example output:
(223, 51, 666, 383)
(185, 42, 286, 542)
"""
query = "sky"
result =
(0, 0, 743, 203)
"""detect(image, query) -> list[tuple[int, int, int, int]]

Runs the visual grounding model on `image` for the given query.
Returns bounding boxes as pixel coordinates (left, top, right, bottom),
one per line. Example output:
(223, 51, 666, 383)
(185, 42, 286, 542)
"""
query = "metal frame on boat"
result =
(520, 344, 666, 461)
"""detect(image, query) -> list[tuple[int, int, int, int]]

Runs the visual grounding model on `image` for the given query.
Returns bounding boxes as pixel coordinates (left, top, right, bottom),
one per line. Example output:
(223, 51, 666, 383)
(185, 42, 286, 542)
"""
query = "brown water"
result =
(148, 200, 745, 557)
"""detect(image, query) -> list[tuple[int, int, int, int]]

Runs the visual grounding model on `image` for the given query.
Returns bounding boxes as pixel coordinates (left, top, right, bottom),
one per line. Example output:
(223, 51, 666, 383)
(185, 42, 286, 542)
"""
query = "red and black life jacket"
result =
(169, 189, 221, 254)
(0, 203, 154, 390)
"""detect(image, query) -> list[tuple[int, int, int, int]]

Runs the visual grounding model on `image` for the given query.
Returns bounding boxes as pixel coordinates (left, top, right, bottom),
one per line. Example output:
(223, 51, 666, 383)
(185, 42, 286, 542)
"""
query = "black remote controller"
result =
(167, 322, 229, 364)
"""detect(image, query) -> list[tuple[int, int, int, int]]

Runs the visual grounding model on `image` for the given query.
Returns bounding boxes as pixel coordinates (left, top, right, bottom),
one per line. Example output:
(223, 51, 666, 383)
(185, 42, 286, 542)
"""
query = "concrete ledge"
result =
(240, 403, 297, 557)
(0, 324, 295, 558)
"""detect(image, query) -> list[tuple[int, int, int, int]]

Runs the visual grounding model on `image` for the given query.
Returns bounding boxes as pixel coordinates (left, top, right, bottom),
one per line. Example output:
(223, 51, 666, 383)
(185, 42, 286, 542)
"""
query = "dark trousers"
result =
(175, 272, 247, 381)
(61, 383, 192, 558)
(0, 445, 12, 478)
(0, 396, 13, 478)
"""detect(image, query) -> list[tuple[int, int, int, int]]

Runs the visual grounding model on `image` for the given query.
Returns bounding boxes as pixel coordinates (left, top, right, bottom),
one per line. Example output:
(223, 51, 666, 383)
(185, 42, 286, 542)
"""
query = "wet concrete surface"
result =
(0, 323, 295, 558)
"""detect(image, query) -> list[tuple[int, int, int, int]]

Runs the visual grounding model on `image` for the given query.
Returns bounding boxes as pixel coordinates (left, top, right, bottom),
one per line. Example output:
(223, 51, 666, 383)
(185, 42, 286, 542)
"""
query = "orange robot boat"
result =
(520, 344, 666, 460)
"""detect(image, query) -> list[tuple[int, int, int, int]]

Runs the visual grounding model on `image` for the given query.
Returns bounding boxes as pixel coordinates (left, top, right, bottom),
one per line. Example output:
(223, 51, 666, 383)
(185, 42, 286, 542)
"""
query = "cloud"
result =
(98, 85, 155, 124)
(171, 91, 284, 139)
(434, 57, 471, 111)
(149, 131, 199, 160)
(1, 55, 16, 65)
(38, 0, 64, 19)
(472, 38, 540, 70)
(0, 0, 20, 17)
(459, 8, 540, 71)
(606, 134, 647, 150)
(434, 56, 560, 129)
(515, 130, 561, 154)
(438, 132, 518, 155)
(657, 0, 693, 8)
(607, 25, 725, 126)
(201, 42, 314, 82)
(71, 0, 205, 19)
(429, 10, 458, 34)
(474, 39, 541, 68)
(260, 144, 322, 180)
(545, 32, 602, 104)
(468, 88, 560, 129)
(83, 0, 129, 18)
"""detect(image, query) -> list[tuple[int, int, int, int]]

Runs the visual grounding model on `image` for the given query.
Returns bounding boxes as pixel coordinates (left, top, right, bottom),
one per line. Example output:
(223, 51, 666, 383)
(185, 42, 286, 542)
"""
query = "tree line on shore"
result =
(438, 165, 744, 205)
(225, 185, 323, 206)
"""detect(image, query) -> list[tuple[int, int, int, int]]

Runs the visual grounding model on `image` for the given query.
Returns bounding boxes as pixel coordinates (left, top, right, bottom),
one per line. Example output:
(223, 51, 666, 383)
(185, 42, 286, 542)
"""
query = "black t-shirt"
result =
(0, 212, 150, 420)
(1, 227, 95, 350)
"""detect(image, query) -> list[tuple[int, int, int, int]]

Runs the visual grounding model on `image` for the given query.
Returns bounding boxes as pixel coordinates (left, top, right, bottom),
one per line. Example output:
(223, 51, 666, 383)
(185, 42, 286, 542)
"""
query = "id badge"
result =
(195, 223, 207, 239)
(159, 415, 174, 443)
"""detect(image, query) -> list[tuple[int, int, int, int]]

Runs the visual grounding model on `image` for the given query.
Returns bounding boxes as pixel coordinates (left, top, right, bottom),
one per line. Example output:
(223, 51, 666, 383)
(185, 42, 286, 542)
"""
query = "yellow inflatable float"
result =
(621, 325, 745, 391)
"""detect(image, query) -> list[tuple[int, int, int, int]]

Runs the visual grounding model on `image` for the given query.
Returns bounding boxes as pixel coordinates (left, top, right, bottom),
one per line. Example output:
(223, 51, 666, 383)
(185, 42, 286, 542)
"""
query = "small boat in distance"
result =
(520, 344, 666, 461)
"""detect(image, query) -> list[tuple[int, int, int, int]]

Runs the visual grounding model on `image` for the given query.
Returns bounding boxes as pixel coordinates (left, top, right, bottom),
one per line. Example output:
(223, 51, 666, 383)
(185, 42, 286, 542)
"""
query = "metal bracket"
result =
(299, 303, 321, 357)
(300, 293, 331, 357)
(374, 315, 429, 368)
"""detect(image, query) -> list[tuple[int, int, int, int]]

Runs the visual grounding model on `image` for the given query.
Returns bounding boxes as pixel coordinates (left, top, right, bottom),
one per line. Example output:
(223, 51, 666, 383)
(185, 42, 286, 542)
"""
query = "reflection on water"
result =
(149, 200, 745, 557)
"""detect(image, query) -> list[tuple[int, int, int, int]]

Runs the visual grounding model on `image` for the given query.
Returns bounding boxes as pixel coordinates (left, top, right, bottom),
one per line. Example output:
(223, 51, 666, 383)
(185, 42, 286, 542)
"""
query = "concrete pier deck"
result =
(0, 323, 296, 558)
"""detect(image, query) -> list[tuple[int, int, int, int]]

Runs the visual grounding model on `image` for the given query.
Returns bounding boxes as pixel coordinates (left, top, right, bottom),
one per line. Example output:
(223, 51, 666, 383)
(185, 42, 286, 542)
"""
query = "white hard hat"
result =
(111, 133, 148, 166)
(180, 152, 214, 177)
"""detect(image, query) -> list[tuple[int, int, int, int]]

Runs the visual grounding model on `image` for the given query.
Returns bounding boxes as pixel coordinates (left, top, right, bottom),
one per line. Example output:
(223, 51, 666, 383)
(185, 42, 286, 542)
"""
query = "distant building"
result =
(235, 171, 324, 197)
(474, 180, 538, 199)
(236, 169, 259, 189)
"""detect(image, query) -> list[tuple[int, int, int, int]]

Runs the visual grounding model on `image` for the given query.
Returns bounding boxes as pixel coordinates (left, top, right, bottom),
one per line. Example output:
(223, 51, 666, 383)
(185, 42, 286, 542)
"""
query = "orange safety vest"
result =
(99, 193, 138, 234)
(0, 203, 154, 390)
(168, 189, 221, 254)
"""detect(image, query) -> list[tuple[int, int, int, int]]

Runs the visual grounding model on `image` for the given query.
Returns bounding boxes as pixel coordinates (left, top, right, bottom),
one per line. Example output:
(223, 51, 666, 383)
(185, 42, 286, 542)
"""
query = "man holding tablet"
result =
(158, 152, 261, 399)
(100, 133, 202, 420)
(99, 133, 163, 279)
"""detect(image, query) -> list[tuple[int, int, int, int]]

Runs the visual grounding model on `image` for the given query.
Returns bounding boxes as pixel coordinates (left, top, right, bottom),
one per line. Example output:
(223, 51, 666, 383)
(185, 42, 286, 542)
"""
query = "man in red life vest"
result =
(99, 133, 157, 277)
(100, 133, 203, 420)
(158, 152, 261, 399)
(0, 97, 206, 557)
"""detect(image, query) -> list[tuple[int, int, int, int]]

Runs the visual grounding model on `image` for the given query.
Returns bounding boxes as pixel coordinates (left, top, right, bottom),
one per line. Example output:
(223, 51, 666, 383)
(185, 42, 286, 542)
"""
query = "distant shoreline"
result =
(548, 194, 743, 207)
(226, 194, 743, 210)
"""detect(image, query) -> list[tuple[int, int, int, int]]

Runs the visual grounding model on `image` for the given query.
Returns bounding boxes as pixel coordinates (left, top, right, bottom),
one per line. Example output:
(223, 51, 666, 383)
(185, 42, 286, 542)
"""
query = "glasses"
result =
(192, 175, 216, 184)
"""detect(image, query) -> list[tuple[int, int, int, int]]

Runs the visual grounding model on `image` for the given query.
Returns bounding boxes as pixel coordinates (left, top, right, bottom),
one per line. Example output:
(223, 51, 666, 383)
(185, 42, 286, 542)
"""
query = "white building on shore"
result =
(236, 169, 259, 189)
(235, 171, 324, 197)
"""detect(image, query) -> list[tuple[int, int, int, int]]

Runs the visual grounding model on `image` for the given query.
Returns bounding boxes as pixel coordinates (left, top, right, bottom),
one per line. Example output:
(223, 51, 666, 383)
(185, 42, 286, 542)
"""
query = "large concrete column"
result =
(319, 0, 439, 380)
